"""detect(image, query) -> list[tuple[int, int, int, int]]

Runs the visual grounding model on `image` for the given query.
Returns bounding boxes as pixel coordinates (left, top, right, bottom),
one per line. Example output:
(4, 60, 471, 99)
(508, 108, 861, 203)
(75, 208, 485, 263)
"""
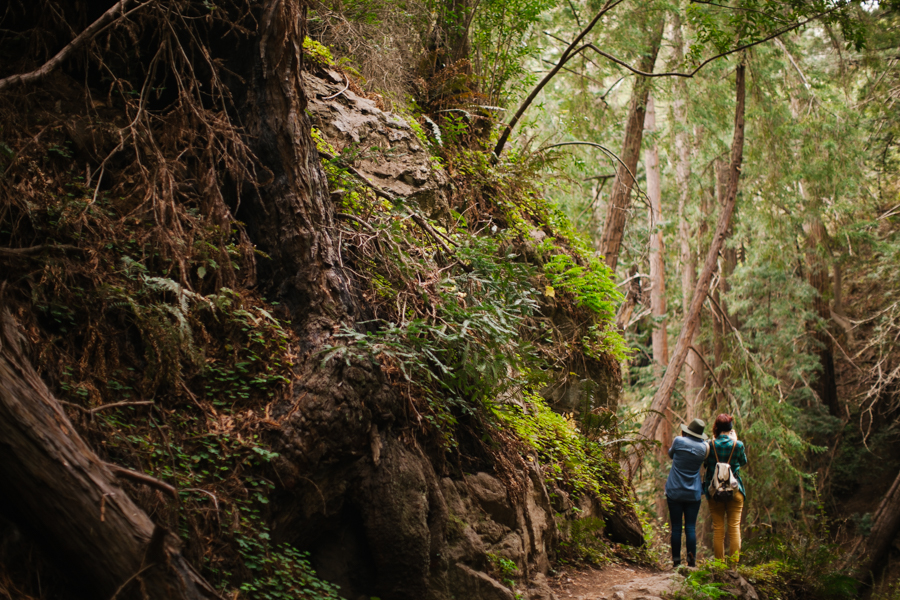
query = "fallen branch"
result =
(91, 400, 156, 414)
(322, 152, 464, 265)
(336, 212, 376, 232)
(321, 72, 350, 100)
(0, 309, 218, 598)
(0, 244, 84, 259)
(410, 213, 456, 255)
(105, 463, 179, 500)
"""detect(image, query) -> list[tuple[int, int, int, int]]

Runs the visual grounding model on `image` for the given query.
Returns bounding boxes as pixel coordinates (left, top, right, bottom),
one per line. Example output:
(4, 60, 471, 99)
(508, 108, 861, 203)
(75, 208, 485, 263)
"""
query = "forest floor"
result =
(549, 563, 683, 600)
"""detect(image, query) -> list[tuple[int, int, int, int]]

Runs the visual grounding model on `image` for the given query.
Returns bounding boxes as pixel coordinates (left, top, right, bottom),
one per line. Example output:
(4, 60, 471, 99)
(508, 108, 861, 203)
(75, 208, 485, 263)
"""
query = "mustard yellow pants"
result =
(709, 491, 744, 561)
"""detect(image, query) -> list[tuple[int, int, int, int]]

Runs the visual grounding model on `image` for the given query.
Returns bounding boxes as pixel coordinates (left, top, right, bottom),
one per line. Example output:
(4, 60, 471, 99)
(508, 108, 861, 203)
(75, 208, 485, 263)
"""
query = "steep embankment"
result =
(0, 3, 642, 600)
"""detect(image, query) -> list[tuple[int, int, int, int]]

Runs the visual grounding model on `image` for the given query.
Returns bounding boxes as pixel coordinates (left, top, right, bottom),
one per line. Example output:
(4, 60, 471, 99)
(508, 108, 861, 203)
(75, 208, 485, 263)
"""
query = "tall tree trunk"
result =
(598, 16, 665, 270)
(647, 94, 668, 372)
(672, 13, 703, 419)
(443, 0, 472, 62)
(711, 159, 734, 407)
(645, 93, 671, 519)
(804, 213, 841, 417)
(241, 0, 357, 343)
(855, 469, 900, 583)
(0, 311, 218, 600)
(624, 62, 746, 478)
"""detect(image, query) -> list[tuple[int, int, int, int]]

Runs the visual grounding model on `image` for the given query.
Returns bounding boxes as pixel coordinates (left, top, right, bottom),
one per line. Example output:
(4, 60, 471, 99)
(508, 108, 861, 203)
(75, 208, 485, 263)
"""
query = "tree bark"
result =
(646, 94, 668, 372)
(672, 14, 704, 419)
(597, 16, 665, 270)
(615, 265, 642, 330)
(645, 92, 671, 519)
(239, 0, 358, 343)
(855, 469, 900, 583)
(0, 310, 219, 600)
(804, 214, 841, 417)
(624, 62, 746, 478)
(711, 159, 734, 407)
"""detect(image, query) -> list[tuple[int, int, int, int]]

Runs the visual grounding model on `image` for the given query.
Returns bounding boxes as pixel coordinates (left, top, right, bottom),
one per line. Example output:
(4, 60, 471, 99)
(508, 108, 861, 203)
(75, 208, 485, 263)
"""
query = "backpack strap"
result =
(726, 438, 737, 463)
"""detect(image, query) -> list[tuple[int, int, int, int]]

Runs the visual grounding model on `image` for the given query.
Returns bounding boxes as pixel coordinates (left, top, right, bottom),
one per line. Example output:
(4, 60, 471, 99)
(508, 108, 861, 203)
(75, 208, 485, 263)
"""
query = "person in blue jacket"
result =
(665, 418, 709, 568)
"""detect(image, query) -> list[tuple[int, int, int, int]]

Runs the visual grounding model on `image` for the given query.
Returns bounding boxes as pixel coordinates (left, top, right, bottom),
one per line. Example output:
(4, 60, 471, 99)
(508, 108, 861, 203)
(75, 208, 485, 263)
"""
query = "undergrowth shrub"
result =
(557, 516, 614, 565)
(318, 139, 629, 451)
(492, 392, 619, 502)
(739, 524, 858, 600)
(668, 517, 857, 600)
(321, 233, 543, 443)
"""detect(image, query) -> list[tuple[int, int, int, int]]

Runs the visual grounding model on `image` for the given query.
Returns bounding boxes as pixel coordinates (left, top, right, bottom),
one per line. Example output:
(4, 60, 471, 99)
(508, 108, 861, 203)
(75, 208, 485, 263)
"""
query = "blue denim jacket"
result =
(665, 435, 708, 502)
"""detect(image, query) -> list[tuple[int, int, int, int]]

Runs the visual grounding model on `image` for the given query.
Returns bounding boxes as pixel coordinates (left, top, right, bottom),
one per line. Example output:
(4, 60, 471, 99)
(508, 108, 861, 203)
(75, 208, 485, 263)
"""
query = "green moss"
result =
(302, 36, 334, 65)
(492, 392, 618, 504)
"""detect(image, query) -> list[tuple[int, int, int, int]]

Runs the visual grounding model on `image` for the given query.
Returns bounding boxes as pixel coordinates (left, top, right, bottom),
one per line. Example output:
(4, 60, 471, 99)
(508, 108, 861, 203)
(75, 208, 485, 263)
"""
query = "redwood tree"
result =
(597, 16, 665, 270)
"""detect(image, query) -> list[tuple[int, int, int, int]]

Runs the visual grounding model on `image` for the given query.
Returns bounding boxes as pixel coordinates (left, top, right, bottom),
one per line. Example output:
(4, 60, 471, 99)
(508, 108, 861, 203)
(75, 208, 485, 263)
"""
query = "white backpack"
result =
(708, 440, 739, 502)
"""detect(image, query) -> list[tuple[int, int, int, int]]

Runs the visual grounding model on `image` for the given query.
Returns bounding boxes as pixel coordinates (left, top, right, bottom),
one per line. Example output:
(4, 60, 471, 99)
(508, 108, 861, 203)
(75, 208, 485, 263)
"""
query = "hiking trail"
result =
(549, 564, 682, 600)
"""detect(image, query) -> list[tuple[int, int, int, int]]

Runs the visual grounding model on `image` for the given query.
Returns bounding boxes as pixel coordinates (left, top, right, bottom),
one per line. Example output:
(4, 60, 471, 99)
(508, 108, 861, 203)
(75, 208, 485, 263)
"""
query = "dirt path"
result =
(549, 563, 683, 600)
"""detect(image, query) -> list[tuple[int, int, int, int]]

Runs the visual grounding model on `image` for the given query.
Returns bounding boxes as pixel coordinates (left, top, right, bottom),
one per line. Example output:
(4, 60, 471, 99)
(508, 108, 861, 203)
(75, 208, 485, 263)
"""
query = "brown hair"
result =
(713, 414, 734, 437)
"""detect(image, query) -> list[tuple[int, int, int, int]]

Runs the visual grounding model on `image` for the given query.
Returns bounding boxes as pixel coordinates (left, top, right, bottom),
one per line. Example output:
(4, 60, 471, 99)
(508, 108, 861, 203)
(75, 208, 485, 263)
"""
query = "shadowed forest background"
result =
(0, 0, 899, 599)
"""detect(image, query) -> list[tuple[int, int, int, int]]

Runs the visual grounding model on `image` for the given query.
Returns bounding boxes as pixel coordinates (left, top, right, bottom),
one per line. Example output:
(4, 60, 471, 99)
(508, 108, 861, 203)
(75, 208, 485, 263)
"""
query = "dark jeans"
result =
(667, 497, 701, 565)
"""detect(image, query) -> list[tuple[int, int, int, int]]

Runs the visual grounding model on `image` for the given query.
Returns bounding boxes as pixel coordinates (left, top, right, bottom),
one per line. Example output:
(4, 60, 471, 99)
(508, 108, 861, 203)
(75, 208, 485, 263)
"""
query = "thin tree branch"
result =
(689, 0, 792, 22)
(580, 4, 847, 79)
(539, 141, 651, 209)
(492, 0, 627, 158)
(90, 400, 155, 414)
(105, 463, 178, 500)
(566, 0, 582, 27)
(544, 30, 606, 73)
(322, 72, 350, 100)
(541, 59, 606, 88)
(689, 345, 740, 406)
(705, 291, 787, 401)
(108, 563, 156, 600)
(0, 245, 84, 259)
(0, 0, 152, 93)
(336, 212, 376, 233)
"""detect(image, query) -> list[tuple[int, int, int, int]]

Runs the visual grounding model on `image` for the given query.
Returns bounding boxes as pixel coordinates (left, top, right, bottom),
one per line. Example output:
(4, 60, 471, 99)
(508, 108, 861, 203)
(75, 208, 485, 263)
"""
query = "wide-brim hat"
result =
(681, 418, 708, 440)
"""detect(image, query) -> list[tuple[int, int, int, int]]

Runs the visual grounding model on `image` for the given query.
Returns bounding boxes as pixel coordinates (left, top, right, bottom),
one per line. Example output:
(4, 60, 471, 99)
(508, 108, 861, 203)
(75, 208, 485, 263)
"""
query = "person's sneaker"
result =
(687, 552, 696, 567)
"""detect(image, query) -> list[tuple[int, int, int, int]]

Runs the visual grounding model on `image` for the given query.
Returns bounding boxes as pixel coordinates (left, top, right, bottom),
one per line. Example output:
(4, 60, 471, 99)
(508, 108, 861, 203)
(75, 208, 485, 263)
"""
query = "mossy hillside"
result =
(0, 27, 637, 600)
(307, 53, 637, 553)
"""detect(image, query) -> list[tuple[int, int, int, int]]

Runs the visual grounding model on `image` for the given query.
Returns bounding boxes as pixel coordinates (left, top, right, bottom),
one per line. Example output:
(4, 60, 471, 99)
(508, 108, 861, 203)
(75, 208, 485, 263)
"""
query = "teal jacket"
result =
(703, 434, 748, 499)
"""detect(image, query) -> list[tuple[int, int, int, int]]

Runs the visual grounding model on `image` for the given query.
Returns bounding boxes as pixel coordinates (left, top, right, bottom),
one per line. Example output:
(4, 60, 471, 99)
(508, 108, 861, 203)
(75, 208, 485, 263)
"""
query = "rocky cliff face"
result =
(305, 67, 452, 221)
(255, 67, 642, 600)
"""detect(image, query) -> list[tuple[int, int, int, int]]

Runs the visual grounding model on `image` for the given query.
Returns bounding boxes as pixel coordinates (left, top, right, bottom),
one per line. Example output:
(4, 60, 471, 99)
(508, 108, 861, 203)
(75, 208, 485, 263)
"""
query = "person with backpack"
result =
(664, 418, 709, 568)
(704, 413, 748, 561)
